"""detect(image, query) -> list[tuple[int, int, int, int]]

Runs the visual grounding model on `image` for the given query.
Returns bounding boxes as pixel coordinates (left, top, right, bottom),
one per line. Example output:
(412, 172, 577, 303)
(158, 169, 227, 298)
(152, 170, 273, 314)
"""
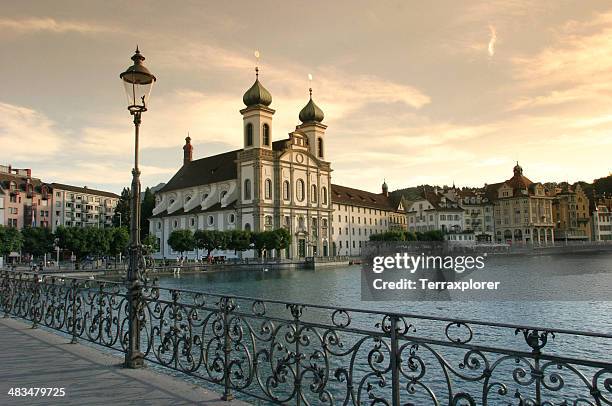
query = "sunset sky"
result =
(1, 1, 611, 194)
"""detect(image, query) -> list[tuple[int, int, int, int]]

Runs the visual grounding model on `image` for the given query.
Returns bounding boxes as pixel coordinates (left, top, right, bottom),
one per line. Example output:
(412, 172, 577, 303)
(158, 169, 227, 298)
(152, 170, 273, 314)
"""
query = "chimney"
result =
(183, 136, 193, 165)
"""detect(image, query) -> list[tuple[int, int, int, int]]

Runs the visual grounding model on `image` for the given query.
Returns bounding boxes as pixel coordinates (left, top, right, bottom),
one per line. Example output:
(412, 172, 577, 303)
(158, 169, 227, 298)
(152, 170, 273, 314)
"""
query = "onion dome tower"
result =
(240, 65, 275, 150)
(297, 84, 327, 160)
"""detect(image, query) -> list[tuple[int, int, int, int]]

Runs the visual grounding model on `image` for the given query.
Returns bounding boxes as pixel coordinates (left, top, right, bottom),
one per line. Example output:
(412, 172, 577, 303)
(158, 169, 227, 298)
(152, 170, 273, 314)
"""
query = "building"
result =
(406, 188, 464, 233)
(151, 69, 334, 259)
(485, 163, 554, 244)
(552, 183, 591, 241)
(444, 187, 494, 242)
(0, 165, 52, 228)
(51, 183, 120, 230)
(331, 182, 406, 256)
(592, 204, 612, 241)
(150, 68, 406, 259)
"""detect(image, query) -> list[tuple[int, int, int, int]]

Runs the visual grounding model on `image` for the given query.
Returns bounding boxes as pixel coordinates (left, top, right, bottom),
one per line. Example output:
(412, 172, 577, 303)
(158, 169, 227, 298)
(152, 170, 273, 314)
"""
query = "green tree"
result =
(20, 226, 54, 260)
(226, 230, 251, 255)
(251, 231, 275, 258)
(167, 229, 195, 257)
(142, 233, 159, 256)
(113, 187, 131, 228)
(268, 228, 292, 255)
(141, 187, 155, 239)
(108, 227, 129, 268)
(194, 229, 226, 259)
(0, 226, 23, 262)
(55, 226, 90, 267)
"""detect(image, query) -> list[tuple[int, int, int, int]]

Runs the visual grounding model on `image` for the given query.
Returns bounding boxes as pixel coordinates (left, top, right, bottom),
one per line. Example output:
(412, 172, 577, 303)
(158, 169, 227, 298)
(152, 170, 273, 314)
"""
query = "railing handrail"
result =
(3, 269, 610, 340)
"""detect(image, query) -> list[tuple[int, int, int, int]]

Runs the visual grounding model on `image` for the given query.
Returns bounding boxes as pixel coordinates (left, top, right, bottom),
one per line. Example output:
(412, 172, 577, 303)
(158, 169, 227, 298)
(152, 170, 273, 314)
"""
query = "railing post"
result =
(70, 279, 78, 344)
(31, 276, 40, 329)
(221, 297, 234, 401)
(390, 316, 400, 406)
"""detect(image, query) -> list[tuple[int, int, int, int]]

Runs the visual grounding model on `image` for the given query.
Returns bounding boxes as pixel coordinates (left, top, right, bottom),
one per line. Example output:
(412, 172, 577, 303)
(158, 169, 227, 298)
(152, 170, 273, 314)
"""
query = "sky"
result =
(1, 0, 611, 194)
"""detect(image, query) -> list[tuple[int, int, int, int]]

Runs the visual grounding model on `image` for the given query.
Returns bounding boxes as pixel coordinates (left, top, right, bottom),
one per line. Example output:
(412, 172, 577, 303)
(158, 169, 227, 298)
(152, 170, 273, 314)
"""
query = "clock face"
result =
(296, 153, 304, 164)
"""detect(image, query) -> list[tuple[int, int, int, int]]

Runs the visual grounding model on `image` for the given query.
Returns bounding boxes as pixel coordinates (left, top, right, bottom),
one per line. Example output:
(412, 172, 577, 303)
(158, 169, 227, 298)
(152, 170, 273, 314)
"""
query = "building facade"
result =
(552, 183, 591, 241)
(592, 204, 612, 241)
(331, 183, 405, 256)
(51, 183, 119, 230)
(444, 187, 494, 242)
(0, 165, 52, 229)
(486, 163, 554, 244)
(406, 188, 464, 233)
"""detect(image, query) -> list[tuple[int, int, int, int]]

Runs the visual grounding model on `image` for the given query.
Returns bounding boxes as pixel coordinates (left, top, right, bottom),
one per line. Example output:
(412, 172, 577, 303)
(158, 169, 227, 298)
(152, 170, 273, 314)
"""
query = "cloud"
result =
(0, 17, 117, 34)
(0, 102, 64, 160)
(488, 25, 497, 57)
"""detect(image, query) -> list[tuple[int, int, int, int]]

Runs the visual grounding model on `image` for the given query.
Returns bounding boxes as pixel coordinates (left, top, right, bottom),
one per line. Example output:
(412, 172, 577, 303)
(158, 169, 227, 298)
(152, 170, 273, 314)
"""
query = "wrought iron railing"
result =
(1, 270, 611, 405)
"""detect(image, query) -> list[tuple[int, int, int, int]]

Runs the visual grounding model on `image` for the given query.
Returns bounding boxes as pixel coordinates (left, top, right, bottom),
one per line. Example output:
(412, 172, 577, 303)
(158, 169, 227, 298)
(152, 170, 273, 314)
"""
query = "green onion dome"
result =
(299, 90, 324, 123)
(243, 72, 272, 107)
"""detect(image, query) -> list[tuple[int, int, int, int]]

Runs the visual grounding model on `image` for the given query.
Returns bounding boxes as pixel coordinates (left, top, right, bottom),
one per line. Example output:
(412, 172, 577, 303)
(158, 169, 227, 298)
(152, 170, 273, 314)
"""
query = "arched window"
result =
(311, 184, 317, 203)
(264, 179, 272, 200)
(317, 138, 324, 158)
(244, 223, 251, 231)
(244, 179, 251, 200)
(245, 123, 253, 146)
(263, 124, 270, 146)
(283, 180, 290, 201)
(321, 186, 328, 205)
(296, 180, 305, 202)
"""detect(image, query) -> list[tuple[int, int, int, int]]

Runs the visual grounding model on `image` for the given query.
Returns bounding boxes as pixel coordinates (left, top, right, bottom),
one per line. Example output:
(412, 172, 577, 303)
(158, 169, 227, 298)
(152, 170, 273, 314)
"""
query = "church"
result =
(149, 68, 406, 259)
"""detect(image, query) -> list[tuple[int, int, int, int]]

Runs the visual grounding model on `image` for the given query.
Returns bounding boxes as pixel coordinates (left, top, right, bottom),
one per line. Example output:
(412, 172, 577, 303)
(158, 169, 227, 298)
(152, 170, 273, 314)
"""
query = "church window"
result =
(265, 215, 273, 226)
(265, 179, 272, 199)
(296, 180, 305, 201)
(263, 124, 270, 146)
(321, 187, 328, 204)
(283, 181, 290, 200)
(244, 180, 251, 200)
(244, 223, 251, 231)
(208, 215, 214, 226)
(202, 193, 209, 202)
(311, 185, 317, 203)
(228, 213, 235, 223)
(317, 138, 324, 158)
(245, 123, 253, 146)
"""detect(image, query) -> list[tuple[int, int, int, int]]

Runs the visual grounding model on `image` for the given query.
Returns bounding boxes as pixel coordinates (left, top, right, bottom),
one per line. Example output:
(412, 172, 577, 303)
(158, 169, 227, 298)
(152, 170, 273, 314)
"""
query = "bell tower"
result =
(183, 135, 193, 165)
(240, 65, 274, 150)
(296, 84, 326, 160)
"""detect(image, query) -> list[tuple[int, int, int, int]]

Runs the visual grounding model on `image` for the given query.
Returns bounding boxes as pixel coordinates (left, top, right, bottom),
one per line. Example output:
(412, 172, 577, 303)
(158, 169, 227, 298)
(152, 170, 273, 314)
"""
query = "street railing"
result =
(1, 270, 611, 405)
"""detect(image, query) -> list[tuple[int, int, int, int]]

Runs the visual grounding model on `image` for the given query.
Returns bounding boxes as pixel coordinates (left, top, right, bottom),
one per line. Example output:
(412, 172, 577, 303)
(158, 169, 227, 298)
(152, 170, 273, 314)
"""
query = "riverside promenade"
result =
(0, 317, 249, 406)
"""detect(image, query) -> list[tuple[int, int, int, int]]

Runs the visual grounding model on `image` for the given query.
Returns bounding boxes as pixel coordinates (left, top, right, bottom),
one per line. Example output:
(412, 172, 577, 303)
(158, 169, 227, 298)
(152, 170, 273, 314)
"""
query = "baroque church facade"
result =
(150, 68, 405, 259)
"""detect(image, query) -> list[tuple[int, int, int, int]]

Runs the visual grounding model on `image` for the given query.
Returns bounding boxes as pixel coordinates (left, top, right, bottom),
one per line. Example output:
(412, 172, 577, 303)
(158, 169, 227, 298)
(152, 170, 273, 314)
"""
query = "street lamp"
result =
(120, 47, 156, 369)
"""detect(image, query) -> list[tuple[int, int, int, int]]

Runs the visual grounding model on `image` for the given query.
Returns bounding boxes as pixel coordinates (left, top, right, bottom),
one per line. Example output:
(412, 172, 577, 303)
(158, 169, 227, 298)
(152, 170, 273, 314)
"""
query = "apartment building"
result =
(51, 183, 119, 230)
(0, 165, 52, 228)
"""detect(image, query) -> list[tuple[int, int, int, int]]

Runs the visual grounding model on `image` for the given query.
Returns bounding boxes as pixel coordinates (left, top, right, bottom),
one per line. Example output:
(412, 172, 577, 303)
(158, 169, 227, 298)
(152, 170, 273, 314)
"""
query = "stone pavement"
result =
(0, 317, 250, 406)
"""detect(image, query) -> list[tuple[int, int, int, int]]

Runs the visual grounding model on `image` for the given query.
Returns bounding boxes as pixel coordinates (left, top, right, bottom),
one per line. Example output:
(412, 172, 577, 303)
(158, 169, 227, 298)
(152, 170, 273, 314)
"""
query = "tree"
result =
(21, 226, 55, 261)
(226, 230, 251, 255)
(0, 226, 23, 262)
(141, 187, 155, 239)
(55, 226, 90, 268)
(251, 231, 275, 258)
(108, 227, 129, 268)
(142, 233, 159, 256)
(194, 229, 226, 259)
(268, 228, 292, 256)
(113, 187, 131, 228)
(167, 229, 195, 257)
(85, 227, 109, 263)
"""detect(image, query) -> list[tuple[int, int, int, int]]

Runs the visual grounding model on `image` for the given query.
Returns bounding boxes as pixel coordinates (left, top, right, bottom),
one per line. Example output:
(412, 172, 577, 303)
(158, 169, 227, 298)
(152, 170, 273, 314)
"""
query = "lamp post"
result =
(120, 47, 156, 369)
